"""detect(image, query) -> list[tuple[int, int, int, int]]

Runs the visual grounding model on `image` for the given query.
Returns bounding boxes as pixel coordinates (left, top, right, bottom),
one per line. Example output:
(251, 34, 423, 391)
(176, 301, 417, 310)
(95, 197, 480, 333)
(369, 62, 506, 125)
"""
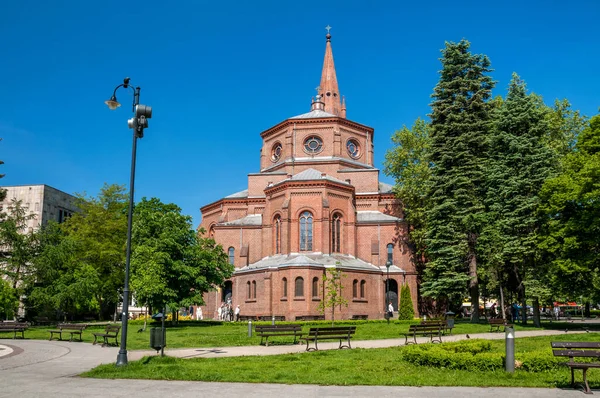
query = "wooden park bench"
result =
(299, 326, 356, 351)
(552, 341, 600, 394)
(402, 323, 443, 345)
(351, 314, 368, 320)
(33, 316, 51, 326)
(0, 322, 28, 339)
(257, 315, 286, 322)
(92, 325, 121, 347)
(420, 320, 454, 335)
(238, 315, 258, 322)
(255, 324, 302, 346)
(488, 318, 513, 333)
(295, 315, 325, 321)
(48, 323, 86, 342)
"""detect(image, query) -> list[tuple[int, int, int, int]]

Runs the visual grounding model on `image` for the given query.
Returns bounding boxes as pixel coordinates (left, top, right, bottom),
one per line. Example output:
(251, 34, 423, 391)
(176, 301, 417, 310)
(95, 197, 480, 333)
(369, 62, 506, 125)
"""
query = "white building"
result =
(1, 184, 78, 231)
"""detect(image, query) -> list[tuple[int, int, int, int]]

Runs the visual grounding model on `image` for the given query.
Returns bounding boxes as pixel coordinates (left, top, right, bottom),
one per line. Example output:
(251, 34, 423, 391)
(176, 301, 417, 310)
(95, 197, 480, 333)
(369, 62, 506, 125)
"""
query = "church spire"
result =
(319, 26, 344, 117)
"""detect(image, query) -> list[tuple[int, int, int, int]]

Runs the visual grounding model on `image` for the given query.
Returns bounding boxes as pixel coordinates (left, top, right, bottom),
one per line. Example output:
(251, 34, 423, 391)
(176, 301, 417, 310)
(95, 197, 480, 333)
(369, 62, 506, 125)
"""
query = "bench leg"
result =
(582, 368, 592, 394)
(571, 367, 575, 387)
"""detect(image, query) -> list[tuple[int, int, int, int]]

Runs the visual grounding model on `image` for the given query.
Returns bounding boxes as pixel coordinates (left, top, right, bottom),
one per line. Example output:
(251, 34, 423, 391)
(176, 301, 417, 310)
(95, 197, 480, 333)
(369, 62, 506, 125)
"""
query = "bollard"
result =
(248, 320, 252, 337)
(505, 326, 515, 373)
(272, 315, 275, 326)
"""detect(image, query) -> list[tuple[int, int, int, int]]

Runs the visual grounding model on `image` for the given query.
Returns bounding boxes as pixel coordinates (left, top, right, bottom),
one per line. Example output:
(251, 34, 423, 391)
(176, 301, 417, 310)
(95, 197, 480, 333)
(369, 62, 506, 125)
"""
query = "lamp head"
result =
(105, 95, 121, 110)
(386, 261, 391, 269)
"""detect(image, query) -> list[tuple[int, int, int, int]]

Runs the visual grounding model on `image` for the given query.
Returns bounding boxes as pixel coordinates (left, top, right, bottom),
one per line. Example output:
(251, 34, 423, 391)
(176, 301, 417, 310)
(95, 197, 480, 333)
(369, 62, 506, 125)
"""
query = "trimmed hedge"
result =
(401, 339, 563, 372)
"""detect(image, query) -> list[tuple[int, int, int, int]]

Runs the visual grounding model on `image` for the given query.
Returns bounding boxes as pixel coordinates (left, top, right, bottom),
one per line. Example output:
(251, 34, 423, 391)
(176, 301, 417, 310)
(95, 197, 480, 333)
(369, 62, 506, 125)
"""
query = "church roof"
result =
(224, 189, 248, 199)
(379, 182, 394, 194)
(219, 214, 262, 226)
(235, 253, 382, 273)
(290, 109, 337, 119)
(356, 211, 402, 223)
(272, 168, 351, 187)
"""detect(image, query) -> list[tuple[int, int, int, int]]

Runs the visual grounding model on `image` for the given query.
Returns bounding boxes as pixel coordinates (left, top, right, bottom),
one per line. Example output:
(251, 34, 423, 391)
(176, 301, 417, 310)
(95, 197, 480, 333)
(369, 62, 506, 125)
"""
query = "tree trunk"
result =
(585, 302, 591, 318)
(532, 297, 541, 327)
(520, 286, 527, 325)
(468, 249, 479, 323)
(499, 285, 506, 321)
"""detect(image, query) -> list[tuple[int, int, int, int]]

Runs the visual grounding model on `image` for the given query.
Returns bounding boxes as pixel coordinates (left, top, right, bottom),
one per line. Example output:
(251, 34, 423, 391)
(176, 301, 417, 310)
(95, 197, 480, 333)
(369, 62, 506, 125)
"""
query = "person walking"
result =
(234, 305, 240, 322)
(387, 302, 394, 319)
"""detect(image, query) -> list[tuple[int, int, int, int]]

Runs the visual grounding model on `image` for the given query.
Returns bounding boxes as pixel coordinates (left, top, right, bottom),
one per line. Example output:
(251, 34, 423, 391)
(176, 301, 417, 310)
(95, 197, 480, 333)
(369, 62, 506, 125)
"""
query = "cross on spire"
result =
(325, 25, 332, 34)
(315, 86, 321, 95)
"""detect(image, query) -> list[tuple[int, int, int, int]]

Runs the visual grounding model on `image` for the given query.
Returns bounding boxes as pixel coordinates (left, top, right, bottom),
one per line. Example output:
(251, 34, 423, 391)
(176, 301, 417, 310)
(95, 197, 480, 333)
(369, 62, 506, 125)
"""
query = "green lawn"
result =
(18, 319, 594, 350)
(17, 319, 556, 349)
(82, 333, 600, 388)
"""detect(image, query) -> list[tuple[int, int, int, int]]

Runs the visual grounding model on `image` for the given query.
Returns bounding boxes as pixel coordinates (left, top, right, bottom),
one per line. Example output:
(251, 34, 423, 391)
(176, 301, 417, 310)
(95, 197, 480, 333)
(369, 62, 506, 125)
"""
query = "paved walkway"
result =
(0, 329, 594, 397)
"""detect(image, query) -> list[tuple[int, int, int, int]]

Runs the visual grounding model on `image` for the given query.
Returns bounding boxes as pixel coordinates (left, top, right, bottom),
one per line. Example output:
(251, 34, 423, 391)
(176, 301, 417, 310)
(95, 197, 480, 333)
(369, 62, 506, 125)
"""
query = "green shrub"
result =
(401, 339, 564, 372)
(398, 284, 415, 320)
(518, 350, 562, 372)
(402, 340, 503, 371)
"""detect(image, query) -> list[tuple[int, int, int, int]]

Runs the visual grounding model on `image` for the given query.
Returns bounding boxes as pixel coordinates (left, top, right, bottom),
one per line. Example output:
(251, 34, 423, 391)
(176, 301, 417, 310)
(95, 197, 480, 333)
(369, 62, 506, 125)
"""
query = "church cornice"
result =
(259, 117, 374, 140)
(200, 196, 266, 215)
(265, 179, 354, 197)
(261, 156, 375, 173)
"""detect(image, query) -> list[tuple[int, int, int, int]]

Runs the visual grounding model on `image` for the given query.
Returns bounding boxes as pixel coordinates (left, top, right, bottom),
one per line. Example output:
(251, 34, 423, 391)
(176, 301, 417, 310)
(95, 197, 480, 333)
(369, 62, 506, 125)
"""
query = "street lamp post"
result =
(385, 261, 391, 322)
(105, 77, 152, 366)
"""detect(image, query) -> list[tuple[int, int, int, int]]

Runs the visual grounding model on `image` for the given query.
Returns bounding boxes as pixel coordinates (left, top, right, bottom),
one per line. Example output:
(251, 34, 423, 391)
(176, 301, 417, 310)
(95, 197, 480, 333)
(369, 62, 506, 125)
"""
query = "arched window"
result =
(387, 243, 394, 263)
(209, 226, 215, 238)
(252, 280, 257, 299)
(246, 281, 251, 299)
(282, 277, 288, 298)
(273, 215, 281, 254)
(295, 277, 304, 297)
(299, 211, 313, 251)
(331, 213, 342, 253)
(312, 277, 319, 298)
(353, 279, 358, 298)
(360, 280, 366, 299)
(228, 247, 235, 265)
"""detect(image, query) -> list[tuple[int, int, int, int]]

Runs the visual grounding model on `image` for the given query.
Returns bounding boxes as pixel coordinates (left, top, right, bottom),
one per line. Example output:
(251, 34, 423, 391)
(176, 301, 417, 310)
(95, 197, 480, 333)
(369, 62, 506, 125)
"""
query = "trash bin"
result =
(445, 311, 456, 330)
(150, 327, 165, 352)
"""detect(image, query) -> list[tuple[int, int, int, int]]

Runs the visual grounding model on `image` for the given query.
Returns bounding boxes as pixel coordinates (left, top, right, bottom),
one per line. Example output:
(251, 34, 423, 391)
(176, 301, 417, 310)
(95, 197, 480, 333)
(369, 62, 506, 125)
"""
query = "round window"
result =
(304, 136, 323, 154)
(346, 139, 361, 159)
(271, 143, 282, 162)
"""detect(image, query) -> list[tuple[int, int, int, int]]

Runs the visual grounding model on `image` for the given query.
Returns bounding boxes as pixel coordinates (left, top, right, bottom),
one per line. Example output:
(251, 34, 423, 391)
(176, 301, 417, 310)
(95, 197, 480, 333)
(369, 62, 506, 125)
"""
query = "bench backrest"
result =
(58, 323, 86, 330)
(552, 342, 600, 359)
(420, 320, 444, 326)
(489, 319, 507, 325)
(104, 325, 121, 333)
(255, 324, 302, 333)
(306, 326, 356, 337)
(0, 322, 27, 329)
(409, 324, 441, 332)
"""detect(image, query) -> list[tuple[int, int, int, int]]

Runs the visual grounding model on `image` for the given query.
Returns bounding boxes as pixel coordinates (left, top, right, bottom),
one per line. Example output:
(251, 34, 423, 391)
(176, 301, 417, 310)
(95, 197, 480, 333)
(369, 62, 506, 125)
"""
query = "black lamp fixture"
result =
(105, 77, 152, 366)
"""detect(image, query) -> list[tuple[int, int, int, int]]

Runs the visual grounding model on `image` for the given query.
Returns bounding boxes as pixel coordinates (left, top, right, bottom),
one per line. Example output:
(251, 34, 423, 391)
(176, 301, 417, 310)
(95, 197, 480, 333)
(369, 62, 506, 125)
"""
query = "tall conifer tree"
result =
(423, 40, 494, 320)
(482, 73, 555, 323)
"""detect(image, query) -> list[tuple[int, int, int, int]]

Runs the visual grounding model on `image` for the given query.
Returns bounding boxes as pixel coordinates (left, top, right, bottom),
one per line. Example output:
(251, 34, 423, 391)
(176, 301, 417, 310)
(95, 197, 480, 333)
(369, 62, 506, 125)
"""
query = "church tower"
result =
(198, 28, 417, 321)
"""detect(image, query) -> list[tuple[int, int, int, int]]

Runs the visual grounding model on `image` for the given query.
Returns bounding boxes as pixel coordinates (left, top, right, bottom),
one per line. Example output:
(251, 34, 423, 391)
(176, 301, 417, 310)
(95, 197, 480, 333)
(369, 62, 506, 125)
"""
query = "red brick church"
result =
(199, 31, 417, 320)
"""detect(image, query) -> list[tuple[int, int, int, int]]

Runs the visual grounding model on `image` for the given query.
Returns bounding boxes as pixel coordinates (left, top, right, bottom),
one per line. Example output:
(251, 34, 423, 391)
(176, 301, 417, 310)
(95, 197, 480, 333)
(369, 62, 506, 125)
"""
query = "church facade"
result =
(199, 32, 418, 321)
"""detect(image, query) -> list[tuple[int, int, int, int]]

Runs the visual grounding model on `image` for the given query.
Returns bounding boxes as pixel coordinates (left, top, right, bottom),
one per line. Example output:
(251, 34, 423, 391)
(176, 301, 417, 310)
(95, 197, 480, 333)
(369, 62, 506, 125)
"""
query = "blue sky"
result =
(1, 1, 598, 227)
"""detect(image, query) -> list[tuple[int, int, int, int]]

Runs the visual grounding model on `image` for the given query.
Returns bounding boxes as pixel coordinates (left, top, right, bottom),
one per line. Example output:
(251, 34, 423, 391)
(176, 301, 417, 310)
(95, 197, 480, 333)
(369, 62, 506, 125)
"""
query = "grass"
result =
(81, 332, 600, 388)
(16, 318, 594, 350)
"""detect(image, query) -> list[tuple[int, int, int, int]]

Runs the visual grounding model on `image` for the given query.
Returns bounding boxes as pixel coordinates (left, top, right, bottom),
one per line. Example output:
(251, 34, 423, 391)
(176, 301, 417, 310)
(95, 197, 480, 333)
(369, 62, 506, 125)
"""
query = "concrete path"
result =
(129, 328, 583, 360)
(0, 330, 594, 397)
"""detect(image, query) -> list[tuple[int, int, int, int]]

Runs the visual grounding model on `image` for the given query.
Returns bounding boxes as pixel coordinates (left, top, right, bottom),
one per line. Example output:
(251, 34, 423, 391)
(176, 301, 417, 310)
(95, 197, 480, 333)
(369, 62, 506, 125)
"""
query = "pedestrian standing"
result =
(234, 305, 240, 322)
